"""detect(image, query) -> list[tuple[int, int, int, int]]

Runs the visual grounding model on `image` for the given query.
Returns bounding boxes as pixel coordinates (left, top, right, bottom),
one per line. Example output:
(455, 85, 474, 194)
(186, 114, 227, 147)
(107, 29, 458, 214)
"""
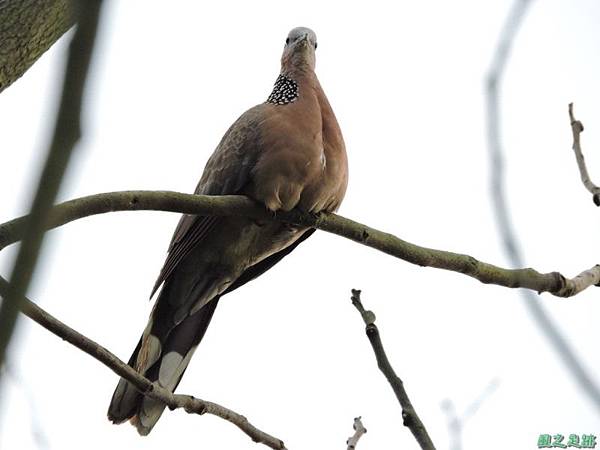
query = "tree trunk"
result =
(0, 0, 74, 94)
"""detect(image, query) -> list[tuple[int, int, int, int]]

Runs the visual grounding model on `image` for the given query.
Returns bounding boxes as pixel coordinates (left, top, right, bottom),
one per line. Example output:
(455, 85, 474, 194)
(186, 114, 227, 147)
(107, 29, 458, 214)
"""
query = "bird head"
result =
(281, 27, 318, 74)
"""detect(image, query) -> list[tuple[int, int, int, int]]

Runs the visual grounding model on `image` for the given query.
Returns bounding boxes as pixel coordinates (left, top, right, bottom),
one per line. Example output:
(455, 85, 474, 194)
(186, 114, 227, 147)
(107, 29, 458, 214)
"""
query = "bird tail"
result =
(107, 297, 219, 435)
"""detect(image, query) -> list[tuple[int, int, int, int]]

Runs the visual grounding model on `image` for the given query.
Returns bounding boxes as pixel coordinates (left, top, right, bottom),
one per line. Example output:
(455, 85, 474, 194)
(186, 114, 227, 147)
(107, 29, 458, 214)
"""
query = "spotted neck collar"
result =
(266, 74, 298, 105)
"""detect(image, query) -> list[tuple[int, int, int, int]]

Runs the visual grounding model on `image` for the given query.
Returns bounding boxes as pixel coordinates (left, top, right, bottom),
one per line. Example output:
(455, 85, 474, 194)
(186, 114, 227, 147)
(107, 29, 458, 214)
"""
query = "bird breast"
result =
(248, 73, 347, 214)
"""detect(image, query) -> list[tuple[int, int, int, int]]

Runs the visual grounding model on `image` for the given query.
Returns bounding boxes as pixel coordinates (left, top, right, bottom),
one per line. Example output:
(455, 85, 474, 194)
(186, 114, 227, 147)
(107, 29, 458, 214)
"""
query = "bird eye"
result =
(315, 42, 318, 49)
(285, 38, 290, 45)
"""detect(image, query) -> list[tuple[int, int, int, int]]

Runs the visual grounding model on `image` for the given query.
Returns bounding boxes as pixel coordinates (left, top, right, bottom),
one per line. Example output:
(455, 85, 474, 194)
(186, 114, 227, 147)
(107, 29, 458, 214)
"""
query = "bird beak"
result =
(298, 33, 310, 48)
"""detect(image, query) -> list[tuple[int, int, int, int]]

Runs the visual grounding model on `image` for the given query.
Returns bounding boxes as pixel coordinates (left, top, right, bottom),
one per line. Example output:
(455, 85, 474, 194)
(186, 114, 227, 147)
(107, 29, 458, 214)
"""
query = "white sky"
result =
(2, 1, 600, 449)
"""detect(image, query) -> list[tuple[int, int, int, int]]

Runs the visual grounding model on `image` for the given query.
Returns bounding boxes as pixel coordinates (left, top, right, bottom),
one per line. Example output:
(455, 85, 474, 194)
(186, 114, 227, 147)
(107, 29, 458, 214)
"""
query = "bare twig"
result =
(440, 399, 462, 450)
(0, 190, 598, 299)
(0, 0, 103, 374)
(0, 276, 286, 450)
(460, 378, 500, 422)
(485, 0, 600, 413)
(568, 103, 600, 205)
(441, 379, 500, 450)
(351, 289, 435, 450)
(346, 417, 367, 450)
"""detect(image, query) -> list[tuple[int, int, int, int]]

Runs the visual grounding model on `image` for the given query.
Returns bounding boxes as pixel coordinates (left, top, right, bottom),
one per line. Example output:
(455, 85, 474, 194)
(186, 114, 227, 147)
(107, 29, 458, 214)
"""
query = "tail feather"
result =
(107, 228, 315, 433)
(107, 336, 143, 424)
(107, 297, 219, 434)
(131, 343, 198, 435)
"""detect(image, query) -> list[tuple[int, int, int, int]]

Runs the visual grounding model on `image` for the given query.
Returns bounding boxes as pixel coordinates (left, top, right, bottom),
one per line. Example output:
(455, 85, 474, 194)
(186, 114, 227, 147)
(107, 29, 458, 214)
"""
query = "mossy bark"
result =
(0, 0, 74, 93)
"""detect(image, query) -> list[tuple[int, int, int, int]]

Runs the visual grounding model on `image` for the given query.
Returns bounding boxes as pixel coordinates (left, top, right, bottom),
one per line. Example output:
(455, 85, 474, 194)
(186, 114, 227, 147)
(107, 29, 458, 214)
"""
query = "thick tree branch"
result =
(485, 0, 600, 414)
(0, 190, 597, 298)
(351, 290, 435, 450)
(0, 0, 102, 373)
(0, 0, 75, 93)
(568, 103, 600, 205)
(0, 276, 286, 450)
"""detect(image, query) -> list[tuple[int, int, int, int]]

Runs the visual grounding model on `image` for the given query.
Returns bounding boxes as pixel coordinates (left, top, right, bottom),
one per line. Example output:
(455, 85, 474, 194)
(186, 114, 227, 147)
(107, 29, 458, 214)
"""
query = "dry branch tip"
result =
(346, 416, 367, 449)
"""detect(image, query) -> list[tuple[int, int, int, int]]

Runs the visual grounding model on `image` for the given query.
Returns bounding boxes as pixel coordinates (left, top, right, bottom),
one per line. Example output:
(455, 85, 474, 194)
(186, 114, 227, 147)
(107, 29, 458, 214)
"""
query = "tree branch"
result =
(568, 103, 600, 205)
(485, 0, 600, 415)
(440, 378, 500, 450)
(0, 190, 597, 298)
(0, 0, 75, 94)
(346, 416, 367, 450)
(0, 0, 102, 374)
(351, 289, 435, 450)
(0, 276, 286, 449)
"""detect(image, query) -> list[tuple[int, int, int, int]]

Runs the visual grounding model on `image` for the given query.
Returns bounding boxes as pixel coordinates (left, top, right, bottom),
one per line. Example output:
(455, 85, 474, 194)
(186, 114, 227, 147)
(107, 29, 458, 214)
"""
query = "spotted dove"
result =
(107, 26, 348, 435)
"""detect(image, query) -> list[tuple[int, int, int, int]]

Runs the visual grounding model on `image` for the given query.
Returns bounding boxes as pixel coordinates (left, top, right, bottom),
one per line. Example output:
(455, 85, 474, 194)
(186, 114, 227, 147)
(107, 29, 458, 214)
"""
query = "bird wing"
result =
(150, 105, 264, 298)
(222, 228, 315, 295)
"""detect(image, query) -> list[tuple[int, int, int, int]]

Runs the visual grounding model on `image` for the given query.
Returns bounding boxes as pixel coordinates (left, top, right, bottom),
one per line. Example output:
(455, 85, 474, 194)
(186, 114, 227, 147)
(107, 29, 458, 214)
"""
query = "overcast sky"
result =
(2, 1, 600, 449)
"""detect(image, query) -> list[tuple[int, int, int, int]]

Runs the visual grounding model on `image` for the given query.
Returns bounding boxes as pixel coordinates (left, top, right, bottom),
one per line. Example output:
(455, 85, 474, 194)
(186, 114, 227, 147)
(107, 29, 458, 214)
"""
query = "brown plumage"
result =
(107, 26, 348, 435)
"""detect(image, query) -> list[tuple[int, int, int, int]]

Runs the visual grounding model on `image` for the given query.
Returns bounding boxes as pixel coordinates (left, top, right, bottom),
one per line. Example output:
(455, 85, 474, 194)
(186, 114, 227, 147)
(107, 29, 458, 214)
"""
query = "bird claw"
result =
(266, 207, 278, 219)
(306, 210, 323, 225)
